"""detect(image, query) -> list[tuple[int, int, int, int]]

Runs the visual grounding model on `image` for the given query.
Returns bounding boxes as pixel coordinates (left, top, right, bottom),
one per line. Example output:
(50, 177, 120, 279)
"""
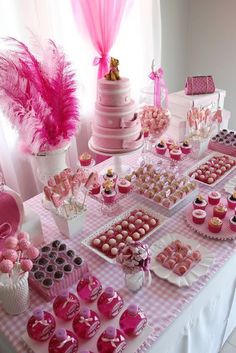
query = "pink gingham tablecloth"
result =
(1, 150, 236, 353)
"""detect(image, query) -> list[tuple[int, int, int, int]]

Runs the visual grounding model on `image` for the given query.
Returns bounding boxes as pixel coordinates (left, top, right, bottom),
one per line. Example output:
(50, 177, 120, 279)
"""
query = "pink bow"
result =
(102, 337, 120, 348)
(213, 109, 222, 124)
(0, 223, 12, 239)
(58, 335, 75, 348)
(79, 316, 93, 327)
(149, 67, 168, 108)
(32, 319, 49, 328)
(62, 297, 77, 309)
(93, 54, 110, 66)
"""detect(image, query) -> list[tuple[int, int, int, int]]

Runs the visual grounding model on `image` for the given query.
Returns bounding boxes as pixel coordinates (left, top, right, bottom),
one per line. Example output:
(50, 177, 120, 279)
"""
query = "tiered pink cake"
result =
(91, 78, 143, 153)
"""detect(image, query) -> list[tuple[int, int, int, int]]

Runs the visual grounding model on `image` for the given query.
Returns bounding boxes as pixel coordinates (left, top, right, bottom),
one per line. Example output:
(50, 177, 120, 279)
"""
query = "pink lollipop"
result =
(0, 259, 13, 273)
(20, 259, 33, 272)
(26, 246, 39, 260)
(2, 249, 18, 262)
(4, 236, 18, 249)
(18, 232, 30, 241)
(19, 239, 30, 251)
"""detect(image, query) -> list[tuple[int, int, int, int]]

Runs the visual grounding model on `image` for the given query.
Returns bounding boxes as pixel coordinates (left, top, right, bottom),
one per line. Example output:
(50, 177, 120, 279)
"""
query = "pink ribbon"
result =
(62, 297, 77, 309)
(79, 316, 93, 327)
(32, 319, 49, 328)
(102, 337, 119, 348)
(0, 222, 12, 239)
(93, 54, 110, 79)
(149, 67, 168, 108)
(58, 335, 75, 348)
(213, 109, 222, 124)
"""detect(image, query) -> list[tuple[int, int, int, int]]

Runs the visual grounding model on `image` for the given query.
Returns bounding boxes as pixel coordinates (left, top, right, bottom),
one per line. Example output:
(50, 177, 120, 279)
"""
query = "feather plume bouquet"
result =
(0, 37, 79, 154)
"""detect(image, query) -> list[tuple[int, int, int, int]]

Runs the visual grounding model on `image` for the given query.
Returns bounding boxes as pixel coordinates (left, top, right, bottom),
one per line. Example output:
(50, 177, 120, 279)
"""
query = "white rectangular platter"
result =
(82, 205, 167, 263)
(185, 152, 236, 188)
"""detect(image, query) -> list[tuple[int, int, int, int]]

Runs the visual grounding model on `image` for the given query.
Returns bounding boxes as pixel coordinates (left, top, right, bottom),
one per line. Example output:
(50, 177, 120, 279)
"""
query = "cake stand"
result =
(88, 139, 143, 177)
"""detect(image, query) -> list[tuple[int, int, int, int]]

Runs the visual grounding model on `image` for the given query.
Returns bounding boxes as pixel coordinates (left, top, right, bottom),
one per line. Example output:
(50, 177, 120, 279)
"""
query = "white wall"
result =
(161, 0, 236, 129)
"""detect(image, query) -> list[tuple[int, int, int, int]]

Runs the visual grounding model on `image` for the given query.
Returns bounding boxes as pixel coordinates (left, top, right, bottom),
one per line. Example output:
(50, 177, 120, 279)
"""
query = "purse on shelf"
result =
(185, 75, 215, 95)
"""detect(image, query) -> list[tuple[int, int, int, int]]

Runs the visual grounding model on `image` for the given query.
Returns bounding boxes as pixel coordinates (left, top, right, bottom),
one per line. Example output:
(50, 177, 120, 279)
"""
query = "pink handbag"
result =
(185, 76, 215, 95)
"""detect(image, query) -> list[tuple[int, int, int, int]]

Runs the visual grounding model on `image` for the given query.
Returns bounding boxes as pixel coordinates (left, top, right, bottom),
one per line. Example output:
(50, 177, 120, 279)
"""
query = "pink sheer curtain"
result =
(71, 0, 128, 79)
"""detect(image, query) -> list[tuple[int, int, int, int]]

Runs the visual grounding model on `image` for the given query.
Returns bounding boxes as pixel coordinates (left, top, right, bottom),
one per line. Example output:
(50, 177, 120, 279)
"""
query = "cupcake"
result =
(193, 195, 208, 210)
(170, 148, 182, 161)
(90, 183, 101, 195)
(192, 209, 207, 224)
(208, 217, 223, 233)
(180, 140, 192, 154)
(117, 178, 131, 194)
(227, 192, 236, 209)
(213, 204, 227, 219)
(208, 191, 221, 205)
(79, 152, 92, 166)
(155, 140, 167, 155)
(103, 168, 118, 183)
(229, 215, 236, 231)
(102, 180, 117, 204)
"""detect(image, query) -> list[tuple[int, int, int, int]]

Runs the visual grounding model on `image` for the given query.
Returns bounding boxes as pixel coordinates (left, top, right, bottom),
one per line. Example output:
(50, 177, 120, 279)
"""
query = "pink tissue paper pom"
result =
(26, 246, 39, 260)
(19, 239, 30, 251)
(18, 232, 30, 241)
(4, 236, 18, 249)
(0, 259, 13, 273)
(2, 249, 18, 262)
(20, 259, 33, 272)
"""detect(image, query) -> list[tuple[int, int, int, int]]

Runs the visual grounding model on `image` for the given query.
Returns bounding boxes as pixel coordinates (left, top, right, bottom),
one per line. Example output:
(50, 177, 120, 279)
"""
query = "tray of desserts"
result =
(208, 129, 236, 157)
(154, 139, 192, 162)
(150, 233, 214, 287)
(126, 164, 198, 215)
(22, 277, 153, 353)
(184, 192, 236, 240)
(28, 240, 89, 301)
(82, 206, 167, 263)
(187, 152, 236, 187)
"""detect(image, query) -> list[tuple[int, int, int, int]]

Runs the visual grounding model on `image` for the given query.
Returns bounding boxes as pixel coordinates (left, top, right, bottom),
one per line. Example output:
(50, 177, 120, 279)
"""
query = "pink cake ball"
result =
(2, 249, 18, 262)
(20, 259, 33, 272)
(0, 259, 13, 273)
(25, 246, 40, 260)
(18, 232, 30, 241)
(19, 239, 30, 251)
(4, 236, 18, 249)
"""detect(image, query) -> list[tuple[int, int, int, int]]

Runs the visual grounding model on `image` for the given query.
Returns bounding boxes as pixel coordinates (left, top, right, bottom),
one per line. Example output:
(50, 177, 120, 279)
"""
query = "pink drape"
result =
(71, 0, 128, 79)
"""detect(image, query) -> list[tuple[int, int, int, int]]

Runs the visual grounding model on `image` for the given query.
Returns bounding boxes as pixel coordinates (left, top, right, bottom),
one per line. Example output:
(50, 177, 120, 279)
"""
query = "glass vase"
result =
(125, 271, 145, 293)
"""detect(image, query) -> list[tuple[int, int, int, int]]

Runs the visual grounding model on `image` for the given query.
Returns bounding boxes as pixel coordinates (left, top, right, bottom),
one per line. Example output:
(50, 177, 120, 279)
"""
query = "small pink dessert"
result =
(77, 274, 102, 302)
(227, 192, 236, 209)
(48, 328, 79, 353)
(192, 209, 207, 224)
(155, 140, 167, 155)
(229, 215, 236, 231)
(208, 217, 223, 233)
(166, 138, 175, 149)
(97, 326, 126, 353)
(208, 191, 221, 205)
(119, 304, 147, 337)
(53, 290, 80, 321)
(180, 140, 192, 154)
(80, 152, 92, 166)
(97, 287, 124, 319)
(72, 307, 100, 339)
(102, 179, 117, 203)
(27, 308, 56, 342)
(193, 195, 208, 210)
(170, 148, 182, 161)
(90, 183, 101, 195)
(117, 178, 131, 194)
(213, 204, 227, 219)
(103, 168, 118, 183)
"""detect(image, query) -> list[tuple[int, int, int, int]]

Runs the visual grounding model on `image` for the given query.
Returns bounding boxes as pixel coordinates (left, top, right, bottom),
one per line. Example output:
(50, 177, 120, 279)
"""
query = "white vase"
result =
(33, 144, 70, 184)
(0, 269, 29, 315)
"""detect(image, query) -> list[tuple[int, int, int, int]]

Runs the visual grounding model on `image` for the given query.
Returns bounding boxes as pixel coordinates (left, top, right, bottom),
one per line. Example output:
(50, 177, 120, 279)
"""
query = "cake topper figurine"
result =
(105, 57, 120, 81)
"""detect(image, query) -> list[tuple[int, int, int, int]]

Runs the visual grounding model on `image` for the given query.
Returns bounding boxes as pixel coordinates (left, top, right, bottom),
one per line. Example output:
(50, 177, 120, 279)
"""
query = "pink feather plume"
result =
(0, 37, 79, 154)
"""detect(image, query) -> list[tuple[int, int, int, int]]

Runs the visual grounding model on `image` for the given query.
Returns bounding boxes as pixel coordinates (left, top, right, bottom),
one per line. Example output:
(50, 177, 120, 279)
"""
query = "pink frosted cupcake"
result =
(102, 180, 117, 204)
(192, 209, 206, 224)
(229, 215, 236, 231)
(103, 168, 118, 184)
(170, 148, 182, 161)
(208, 217, 223, 233)
(208, 191, 221, 205)
(227, 192, 236, 209)
(193, 195, 208, 210)
(90, 183, 101, 195)
(117, 179, 131, 194)
(180, 140, 192, 154)
(213, 204, 227, 219)
(155, 141, 167, 155)
(79, 152, 92, 166)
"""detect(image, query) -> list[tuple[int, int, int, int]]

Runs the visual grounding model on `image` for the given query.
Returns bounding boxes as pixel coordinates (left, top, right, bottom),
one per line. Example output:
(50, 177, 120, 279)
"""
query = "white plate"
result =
(82, 206, 167, 264)
(150, 233, 214, 287)
(185, 152, 236, 188)
(224, 176, 236, 194)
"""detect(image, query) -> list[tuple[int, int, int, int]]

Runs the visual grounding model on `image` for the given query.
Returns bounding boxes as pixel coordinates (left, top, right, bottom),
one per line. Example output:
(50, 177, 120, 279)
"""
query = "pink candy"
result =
(20, 259, 33, 272)
(25, 246, 39, 260)
(0, 259, 13, 273)
(4, 236, 18, 249)
(139, 105, 170, 137)
(19, 239, 30, 251)
(2, 249, 18, 262)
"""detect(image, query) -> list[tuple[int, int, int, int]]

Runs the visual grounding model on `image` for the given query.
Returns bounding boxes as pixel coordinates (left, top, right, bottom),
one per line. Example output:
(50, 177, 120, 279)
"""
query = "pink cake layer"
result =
(97, 77, 131, 107)
(95, 99, 137, 129)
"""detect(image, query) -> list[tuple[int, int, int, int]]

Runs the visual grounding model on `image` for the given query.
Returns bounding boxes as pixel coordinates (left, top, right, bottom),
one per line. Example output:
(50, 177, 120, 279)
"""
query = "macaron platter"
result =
(187, 152, 236, 187)
(150, 233, 214, 287)
(82, 206, 167, 263)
